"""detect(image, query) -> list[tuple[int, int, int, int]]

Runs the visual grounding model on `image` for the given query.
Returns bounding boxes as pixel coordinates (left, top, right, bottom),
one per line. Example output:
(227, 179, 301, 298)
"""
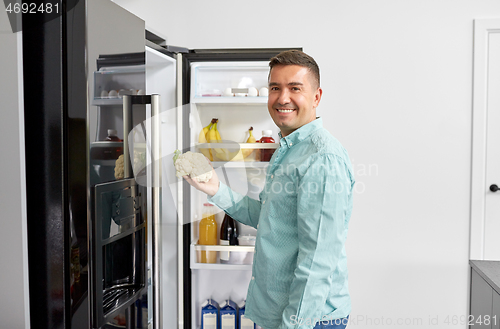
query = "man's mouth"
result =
(276, 108, 295, 113)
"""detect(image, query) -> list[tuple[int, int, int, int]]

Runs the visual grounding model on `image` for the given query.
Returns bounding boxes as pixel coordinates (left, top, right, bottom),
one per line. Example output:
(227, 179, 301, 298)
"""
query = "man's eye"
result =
(270, 87, 279, 91)
(292, 87, 300, 91)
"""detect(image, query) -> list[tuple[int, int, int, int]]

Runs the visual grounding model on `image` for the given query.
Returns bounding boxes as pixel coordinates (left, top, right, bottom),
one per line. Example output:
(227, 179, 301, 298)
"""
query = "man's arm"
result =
(279, 154, 352, 329)
(208, 182, 261, 229)
(183, 167, 261, 229)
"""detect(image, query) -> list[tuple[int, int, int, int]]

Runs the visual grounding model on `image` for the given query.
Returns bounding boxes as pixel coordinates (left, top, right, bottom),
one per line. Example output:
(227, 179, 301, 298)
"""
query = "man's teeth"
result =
(277, 109, 294, 113)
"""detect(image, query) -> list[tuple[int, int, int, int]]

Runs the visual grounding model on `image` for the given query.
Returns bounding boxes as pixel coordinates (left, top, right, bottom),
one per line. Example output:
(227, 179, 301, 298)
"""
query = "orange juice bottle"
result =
(199, 203, 218, 263)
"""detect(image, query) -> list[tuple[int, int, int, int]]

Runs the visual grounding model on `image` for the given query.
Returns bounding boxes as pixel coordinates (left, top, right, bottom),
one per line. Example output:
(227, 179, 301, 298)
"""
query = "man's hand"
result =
(182, 166, 220, 197)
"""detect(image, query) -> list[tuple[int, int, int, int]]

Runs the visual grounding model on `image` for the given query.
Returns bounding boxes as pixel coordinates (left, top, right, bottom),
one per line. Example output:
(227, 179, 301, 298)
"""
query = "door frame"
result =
(470, 19, 500, 260)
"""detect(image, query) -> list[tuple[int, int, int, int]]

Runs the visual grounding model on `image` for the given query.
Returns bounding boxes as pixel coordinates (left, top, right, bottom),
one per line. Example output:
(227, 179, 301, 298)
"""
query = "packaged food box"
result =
(238, 301, 255, 329)
(201, 299, 219, 329)
(238, 235, 256, 265)
(220, 299, 238, 329)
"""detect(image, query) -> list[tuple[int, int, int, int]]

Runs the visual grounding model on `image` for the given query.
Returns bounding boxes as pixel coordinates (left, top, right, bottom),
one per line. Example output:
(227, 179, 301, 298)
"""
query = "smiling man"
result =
(184, 50, 355, 329)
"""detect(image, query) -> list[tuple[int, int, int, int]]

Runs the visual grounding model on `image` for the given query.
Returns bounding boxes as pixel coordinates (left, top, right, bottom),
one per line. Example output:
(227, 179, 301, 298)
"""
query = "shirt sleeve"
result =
(279, 154, 352, 329)
(207, 182, 262, 229)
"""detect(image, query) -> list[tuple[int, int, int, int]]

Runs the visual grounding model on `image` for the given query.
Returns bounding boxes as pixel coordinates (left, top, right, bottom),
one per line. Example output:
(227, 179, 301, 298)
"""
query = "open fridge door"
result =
(145, 43, 183, 329)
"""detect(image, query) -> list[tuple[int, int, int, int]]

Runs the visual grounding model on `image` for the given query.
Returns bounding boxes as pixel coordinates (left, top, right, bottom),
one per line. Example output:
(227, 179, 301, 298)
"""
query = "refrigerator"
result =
(15, 0, 299, 328)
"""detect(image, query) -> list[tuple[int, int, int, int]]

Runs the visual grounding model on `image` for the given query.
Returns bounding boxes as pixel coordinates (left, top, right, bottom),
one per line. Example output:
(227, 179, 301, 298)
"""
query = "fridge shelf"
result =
(191, 263, 252, 271)
(190, 244, 254, 271)
(192, 96, 268, 105)
(210, 161, 269, 168)
(195, 142, 279, 149)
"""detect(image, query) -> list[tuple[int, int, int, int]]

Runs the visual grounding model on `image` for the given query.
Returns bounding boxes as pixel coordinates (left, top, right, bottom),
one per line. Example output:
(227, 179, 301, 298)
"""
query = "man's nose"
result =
(278, 89, 291, 104)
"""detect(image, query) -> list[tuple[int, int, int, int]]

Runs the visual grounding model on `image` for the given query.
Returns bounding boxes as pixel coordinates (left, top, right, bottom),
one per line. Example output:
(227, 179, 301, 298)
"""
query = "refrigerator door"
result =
(145, 44, 181, 329)
(86, 1, 147, 328)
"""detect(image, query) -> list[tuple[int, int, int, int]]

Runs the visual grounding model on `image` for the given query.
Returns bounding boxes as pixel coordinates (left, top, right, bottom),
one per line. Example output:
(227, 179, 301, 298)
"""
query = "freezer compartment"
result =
(190, 62, 269, 100)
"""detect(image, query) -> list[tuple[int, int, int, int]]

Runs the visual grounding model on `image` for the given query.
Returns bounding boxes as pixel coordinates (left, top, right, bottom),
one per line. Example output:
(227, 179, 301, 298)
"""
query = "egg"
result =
(108, 90, 118, 98)
(259, 87, 269, 97)
(247, 87, 258, 97)
(137, 89, 145, 95)
(100, 90, 109, 98)
(223, 88, 233, 97)
(129, 89, 137, 95)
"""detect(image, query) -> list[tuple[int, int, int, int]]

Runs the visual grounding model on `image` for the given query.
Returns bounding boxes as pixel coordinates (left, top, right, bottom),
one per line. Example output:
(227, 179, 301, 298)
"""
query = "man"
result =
(184, 50, 354, 329)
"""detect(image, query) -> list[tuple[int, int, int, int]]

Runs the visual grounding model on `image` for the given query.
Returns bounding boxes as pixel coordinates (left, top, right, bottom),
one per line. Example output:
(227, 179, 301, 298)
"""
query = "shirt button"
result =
(252, 276, 255, 280)
(290, 142, 293, 146)
(271, 175, 274, 179)
(257, 224, 259, 229)
(263, 200, 266, 204)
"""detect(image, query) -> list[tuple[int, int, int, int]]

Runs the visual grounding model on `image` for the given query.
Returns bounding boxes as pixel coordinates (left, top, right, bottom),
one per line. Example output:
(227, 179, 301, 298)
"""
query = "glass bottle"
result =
(220, 213, 239, 263)
(199, 203, 217, 263)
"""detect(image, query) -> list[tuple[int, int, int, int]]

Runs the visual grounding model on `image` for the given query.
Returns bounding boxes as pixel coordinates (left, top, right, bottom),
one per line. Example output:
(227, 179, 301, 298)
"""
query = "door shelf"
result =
(92, 98, 125, 106)
(190, 244, 254, 271)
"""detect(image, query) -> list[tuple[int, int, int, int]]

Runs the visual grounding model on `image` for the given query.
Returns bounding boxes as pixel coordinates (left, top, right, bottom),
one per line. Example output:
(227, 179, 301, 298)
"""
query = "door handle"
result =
(490, 184, 500, 192)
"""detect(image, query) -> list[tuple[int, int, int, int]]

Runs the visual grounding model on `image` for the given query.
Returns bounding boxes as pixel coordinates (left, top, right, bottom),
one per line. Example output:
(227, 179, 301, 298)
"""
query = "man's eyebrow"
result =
(268, 82, 304, 86)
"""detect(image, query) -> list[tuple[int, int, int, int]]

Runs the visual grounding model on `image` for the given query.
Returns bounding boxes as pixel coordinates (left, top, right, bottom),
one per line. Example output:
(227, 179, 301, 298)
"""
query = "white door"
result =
(471, 19, 500, 260)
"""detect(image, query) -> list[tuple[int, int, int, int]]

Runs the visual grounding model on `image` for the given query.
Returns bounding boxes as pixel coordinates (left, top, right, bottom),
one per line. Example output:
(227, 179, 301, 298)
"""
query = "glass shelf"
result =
(195, 142, 278, 149)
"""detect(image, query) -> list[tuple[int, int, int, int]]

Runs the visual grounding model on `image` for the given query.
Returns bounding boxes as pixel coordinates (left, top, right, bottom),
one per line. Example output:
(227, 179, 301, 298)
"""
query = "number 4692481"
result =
(6, 2, 59, 14)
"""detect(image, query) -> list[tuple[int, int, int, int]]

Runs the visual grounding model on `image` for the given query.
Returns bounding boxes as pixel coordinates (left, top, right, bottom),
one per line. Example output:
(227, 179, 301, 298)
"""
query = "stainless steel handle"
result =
(150, 94, 162, 329)
(123, 95, 133, 179)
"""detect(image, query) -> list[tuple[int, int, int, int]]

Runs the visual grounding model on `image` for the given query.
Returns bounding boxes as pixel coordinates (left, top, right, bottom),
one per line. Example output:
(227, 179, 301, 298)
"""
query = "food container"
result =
(238, 235, 256, 265)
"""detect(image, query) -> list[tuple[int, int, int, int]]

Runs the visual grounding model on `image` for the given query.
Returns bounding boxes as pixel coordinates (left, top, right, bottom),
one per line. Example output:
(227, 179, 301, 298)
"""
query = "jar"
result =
(259, 130, 275, 162)
(105, 129, 122, 141)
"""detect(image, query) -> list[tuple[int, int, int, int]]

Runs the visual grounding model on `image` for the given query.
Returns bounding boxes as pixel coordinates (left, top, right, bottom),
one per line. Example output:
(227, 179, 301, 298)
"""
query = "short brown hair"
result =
(269, 50, 320, 89)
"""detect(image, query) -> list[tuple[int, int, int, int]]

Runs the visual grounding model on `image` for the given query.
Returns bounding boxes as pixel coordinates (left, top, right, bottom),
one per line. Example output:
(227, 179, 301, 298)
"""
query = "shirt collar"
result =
(278, 117, 323, 149)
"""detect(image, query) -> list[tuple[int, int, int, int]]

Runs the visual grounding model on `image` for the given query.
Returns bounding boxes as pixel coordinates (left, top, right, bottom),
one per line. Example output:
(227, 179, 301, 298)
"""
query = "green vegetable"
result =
(173, 149, 181, 165)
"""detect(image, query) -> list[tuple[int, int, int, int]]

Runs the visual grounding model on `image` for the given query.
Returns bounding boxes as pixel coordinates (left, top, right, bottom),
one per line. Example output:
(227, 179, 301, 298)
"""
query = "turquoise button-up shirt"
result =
(208, 118, 355, 329)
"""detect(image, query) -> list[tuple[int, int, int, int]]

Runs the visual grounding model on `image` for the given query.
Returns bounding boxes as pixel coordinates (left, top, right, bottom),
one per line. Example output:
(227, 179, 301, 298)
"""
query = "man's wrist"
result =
(208, 181, 220, 197)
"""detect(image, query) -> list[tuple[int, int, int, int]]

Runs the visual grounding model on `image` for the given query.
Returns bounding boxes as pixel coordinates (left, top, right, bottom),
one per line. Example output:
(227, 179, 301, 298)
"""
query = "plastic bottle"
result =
(199, 203, 218, 263)
(220, 213, 239, 263)
(105, 129, 121, 141)
(259, 130, 275, 162)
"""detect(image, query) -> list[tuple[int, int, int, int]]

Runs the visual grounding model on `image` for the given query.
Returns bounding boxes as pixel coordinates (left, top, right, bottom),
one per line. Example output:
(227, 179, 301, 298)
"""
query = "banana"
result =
(198, 120, 214, 143)
(198, 119, 214, 161)
(242, 127, 256, 159)
(207, 120, 226, 160)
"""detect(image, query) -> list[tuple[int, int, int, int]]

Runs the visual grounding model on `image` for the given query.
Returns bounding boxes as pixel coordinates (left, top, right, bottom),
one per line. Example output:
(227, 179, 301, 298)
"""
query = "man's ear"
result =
(313, 87, 323, 108)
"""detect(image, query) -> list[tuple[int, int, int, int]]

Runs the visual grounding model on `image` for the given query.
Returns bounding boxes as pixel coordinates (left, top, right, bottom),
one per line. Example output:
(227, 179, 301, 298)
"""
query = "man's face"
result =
(268, 64, 322, 137)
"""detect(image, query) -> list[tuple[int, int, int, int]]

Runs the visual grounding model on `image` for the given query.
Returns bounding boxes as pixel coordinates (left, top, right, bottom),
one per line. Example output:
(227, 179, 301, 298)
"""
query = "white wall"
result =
(112, 1, 500, 328)
(0, 9, 30, 329)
